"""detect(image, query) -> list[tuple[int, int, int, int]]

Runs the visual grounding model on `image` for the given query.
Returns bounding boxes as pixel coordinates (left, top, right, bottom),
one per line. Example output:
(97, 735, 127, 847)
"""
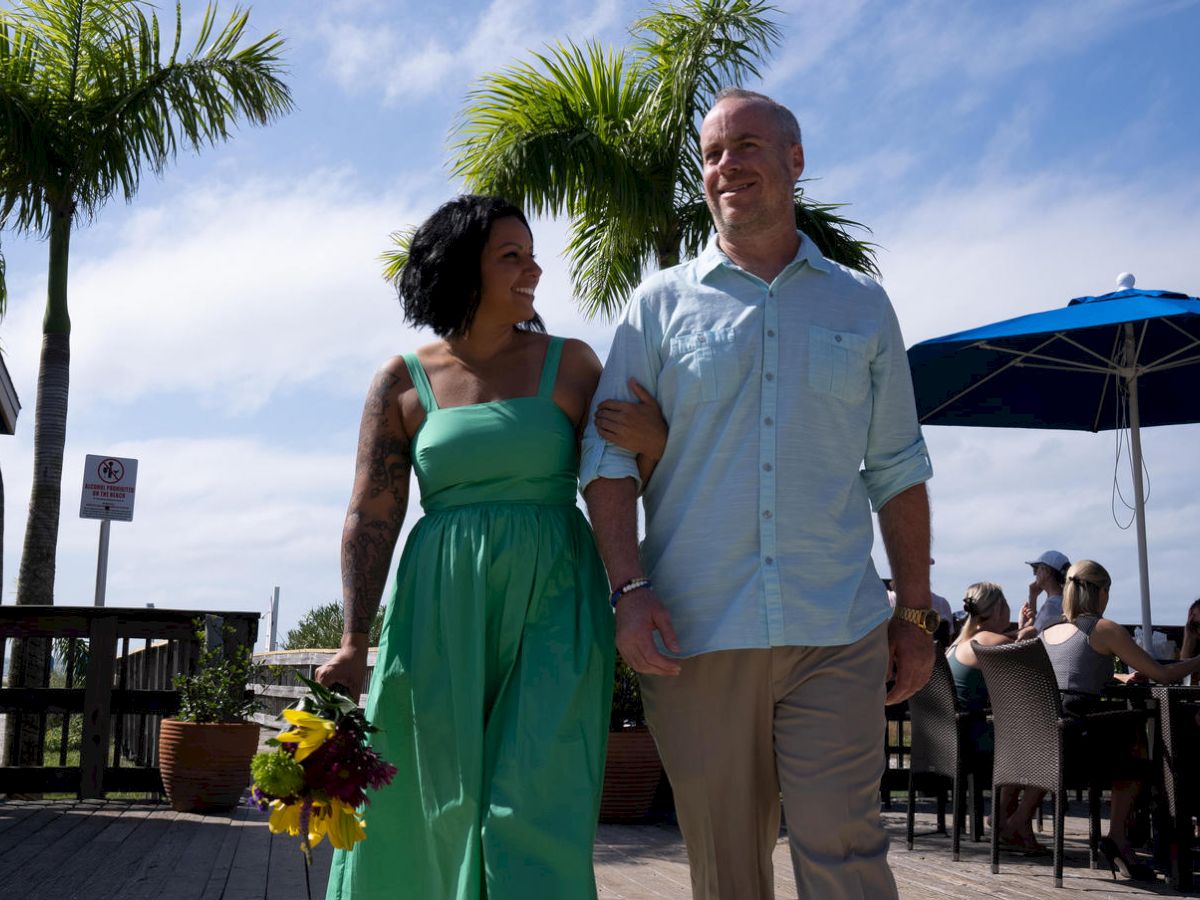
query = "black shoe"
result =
(1097, 836, 1157, 883)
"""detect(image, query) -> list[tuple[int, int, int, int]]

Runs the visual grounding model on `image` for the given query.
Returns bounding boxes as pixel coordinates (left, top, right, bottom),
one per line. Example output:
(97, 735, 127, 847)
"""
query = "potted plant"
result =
(158, 621, 261, 812)
(599, 658, 665, 822)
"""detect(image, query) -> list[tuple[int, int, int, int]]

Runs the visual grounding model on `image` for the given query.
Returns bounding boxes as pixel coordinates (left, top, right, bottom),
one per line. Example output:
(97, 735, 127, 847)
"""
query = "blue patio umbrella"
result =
(907, 274, 1200, 651)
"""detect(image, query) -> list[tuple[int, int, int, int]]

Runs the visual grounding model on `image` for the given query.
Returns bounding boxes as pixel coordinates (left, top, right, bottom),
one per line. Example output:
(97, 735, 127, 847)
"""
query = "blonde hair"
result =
(953, 582, 1006, 645)
(1062, 560, 1112, 620)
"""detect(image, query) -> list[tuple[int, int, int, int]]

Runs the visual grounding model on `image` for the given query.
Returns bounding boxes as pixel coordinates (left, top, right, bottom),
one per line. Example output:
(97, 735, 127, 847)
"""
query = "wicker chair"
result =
(1152, 686, 1198, 891)
(906, 651, 989, 860)
(974, 640, 1148, 888)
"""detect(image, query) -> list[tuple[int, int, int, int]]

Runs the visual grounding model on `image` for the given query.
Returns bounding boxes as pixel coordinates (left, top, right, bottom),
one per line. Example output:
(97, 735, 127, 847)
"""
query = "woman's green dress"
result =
(326, 337, 614, 900)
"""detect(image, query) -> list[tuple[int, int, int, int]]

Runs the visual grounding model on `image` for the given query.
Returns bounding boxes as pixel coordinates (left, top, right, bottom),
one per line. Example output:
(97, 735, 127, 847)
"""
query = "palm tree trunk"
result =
(654, 220, 682, 270)
(5, 206, 72, 772)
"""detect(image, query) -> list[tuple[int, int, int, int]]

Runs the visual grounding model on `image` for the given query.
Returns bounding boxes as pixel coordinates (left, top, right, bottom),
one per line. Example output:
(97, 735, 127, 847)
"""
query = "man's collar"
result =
(697, 230, 832, 283)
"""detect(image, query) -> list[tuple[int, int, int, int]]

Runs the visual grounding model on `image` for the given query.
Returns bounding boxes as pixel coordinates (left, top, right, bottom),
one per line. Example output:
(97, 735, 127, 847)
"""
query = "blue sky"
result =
(1, 0, 1198, 646)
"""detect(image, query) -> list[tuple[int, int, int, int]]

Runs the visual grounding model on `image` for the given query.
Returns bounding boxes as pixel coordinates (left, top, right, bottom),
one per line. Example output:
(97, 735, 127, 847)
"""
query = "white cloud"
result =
(315, 0, 625, 105)
(1, 169, 445, 415)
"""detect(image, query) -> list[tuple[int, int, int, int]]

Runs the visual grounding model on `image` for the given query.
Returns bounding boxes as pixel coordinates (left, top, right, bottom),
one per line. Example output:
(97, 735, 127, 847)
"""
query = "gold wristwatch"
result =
(892, 605, 940, 635)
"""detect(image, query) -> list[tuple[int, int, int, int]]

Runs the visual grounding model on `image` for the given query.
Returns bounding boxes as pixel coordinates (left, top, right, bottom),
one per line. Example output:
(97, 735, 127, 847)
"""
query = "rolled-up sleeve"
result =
(860, 298, 933, 511)
(580, 294, 662, 493)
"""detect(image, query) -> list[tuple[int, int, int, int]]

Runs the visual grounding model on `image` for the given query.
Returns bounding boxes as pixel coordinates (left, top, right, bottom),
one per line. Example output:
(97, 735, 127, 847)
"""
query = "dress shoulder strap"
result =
(537, 336, 565, 398)
(402, 353, 439, 412)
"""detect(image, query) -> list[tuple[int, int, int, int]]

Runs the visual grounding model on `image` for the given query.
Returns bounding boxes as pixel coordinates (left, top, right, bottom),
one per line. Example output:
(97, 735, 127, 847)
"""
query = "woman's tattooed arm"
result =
(340, 363, 412, 635)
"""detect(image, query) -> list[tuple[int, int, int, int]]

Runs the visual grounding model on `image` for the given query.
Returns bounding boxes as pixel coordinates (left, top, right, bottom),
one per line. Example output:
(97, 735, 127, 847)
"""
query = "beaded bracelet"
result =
(609, 576, 652, 609)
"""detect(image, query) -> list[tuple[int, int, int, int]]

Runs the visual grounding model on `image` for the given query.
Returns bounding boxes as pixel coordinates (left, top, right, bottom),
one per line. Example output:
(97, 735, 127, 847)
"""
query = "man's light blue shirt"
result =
(581, 234, 933, 656)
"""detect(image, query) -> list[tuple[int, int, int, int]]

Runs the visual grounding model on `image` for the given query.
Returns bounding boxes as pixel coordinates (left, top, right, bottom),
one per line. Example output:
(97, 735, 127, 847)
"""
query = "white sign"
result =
(80, 454, 138, 522)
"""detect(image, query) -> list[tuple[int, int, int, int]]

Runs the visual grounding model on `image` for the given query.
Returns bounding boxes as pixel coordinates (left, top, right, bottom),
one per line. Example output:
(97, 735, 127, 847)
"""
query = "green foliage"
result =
(610, 658, 646, 731)
(284, 600, 385, 650)
(173, 620, 261, 723)
(447, 0, 877, 319)
(52, 636, 88, 684)
(380, 225, 415, 288)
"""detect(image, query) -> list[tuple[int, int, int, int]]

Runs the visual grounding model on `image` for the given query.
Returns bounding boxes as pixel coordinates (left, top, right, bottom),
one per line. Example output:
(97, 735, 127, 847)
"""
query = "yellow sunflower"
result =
(276, 708, 336, 762)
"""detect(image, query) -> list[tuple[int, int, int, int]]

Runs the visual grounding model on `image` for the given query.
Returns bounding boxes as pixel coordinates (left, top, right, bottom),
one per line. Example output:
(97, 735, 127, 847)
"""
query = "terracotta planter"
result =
(158, 719, 260, 812)
(600, 727, 664, 823)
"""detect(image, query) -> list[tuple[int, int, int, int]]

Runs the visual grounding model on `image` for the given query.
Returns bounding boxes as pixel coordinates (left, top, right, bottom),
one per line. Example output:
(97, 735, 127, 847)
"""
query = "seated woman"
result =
(948, 583, 1042, 852)
(1041, 560, 1200, 882)
(1182, 597, 1200, 685)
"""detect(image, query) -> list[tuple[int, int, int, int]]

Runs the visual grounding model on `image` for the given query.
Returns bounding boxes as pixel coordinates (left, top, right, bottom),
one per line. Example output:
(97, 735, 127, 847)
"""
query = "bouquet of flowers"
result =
(250, 674, 396, 860)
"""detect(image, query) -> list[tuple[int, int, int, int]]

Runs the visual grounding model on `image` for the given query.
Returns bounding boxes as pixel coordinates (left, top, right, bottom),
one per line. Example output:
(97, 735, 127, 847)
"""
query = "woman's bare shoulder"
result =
(558, 336, 601, 370)
(555, 335, 602, 386)
(374, 354, 415, 392)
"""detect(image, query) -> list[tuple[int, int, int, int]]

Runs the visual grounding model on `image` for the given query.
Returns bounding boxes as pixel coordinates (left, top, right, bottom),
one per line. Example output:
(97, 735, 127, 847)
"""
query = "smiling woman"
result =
(315, 195, 667, 900)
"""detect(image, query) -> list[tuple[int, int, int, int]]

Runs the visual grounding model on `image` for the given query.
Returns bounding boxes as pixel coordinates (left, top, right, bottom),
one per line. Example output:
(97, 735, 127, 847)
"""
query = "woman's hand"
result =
(315, 635, 370, 701)
(594, 379, 667, 460)
(1018, 601, 1035, 631)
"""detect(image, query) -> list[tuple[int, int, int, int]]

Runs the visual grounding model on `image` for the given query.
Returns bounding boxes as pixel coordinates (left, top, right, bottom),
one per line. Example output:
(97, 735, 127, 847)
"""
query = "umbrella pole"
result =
(1124, 324, 1154, 653)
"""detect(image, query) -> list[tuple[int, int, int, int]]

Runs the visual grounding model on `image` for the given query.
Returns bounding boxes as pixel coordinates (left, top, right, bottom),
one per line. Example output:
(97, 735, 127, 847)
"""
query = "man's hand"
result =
(1018, 601, 1036, 631)
(615, 588, 682, 676)
(885, 617, 933, 704)
(315, 636, 369, 701)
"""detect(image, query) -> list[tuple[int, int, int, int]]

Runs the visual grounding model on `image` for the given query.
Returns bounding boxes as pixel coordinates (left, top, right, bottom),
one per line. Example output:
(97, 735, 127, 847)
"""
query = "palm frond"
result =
(794, 186, 879, 278)
(451, 40, 656, 222)
(631, 0, 781, 155)
(565, 208, 655, 320)
(380, 226, 415, 288)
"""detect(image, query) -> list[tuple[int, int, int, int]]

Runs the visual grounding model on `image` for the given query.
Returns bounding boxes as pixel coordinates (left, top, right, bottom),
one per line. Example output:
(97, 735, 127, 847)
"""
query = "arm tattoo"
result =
(341, 368, 412, 635)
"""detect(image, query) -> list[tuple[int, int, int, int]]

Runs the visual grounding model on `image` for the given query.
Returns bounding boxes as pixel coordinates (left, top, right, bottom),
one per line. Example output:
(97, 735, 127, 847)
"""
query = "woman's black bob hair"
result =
(399, 195, 545, 337)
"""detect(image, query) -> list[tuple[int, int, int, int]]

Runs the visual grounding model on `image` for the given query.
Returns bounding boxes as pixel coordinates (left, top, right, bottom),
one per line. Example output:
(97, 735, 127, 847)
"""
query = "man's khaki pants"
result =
(640, 621, 897, 900)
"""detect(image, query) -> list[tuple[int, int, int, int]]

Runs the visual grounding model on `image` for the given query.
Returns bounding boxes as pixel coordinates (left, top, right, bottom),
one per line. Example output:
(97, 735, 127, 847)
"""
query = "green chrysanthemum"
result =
(252, 749, 306, 798)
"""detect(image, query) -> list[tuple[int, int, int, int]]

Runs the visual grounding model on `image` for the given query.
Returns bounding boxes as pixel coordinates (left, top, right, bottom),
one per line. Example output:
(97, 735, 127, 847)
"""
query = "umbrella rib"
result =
(1048, 332, 1123, 368)
(1144, 353, 1200, 373)
(1138, 324, 1200, 373)
(978, 342, 1114, 374)
(920, 335, 1061, 421)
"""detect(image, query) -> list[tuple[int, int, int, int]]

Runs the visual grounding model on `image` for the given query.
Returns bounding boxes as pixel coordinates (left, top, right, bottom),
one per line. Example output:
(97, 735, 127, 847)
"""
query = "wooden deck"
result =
(0, 799, 1190, 899)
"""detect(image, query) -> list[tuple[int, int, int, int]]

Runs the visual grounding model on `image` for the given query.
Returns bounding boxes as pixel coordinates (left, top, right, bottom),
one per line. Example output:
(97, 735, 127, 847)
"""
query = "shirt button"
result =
(763, 417, 773, 426)
(764, 556, 774, 565)
(767, 329, 776, 337)
(697, 335, 707, 344)
(762, 463, 773, 472)
(762, 510, 773, 519)
(765, 372, 774, 381)
(835, 334, 843, 342)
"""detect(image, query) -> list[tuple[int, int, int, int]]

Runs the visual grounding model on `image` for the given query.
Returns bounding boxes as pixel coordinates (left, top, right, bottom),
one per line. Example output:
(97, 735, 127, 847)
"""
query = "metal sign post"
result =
(80, 454, 139, 607)
(268, 586, 281, 651)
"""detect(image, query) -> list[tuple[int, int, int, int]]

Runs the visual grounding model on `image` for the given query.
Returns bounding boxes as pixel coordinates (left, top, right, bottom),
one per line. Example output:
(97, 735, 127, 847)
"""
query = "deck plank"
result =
(220, 803, 272, 900)
(0, 799, 116, 885)
(0, 798, 1192, 898)
(199, 806, 250, 900)
(35, 802, 163, 900)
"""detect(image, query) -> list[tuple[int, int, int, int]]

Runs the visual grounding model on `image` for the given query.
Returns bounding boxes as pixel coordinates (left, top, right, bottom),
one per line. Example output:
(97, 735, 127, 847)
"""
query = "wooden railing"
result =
(0, 606, 258, 798)
(249, 648, 377, 735)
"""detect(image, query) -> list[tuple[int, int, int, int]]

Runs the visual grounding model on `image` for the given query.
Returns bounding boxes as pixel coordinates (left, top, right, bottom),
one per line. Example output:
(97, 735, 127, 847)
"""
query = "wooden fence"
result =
(0, 606, 258, 798)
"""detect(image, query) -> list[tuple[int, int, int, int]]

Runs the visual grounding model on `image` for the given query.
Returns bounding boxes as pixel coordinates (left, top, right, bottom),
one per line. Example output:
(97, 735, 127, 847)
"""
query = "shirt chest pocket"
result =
(808, 326, 871, 403)
(667, 329, 740, 403)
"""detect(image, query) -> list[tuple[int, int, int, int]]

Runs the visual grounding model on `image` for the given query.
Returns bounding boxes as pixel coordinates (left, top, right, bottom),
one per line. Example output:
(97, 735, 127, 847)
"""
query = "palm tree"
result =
(440, 0, 876, 319)
(0, 0, 291, 767)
